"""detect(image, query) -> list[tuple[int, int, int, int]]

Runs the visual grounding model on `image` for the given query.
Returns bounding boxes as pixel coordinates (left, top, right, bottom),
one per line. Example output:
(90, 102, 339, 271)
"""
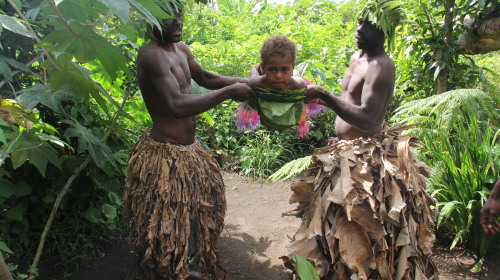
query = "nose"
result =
(173, 13, 182, 25)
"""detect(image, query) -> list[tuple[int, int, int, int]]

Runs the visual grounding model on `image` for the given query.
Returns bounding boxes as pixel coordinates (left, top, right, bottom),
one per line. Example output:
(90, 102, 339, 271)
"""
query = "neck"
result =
(360, 44, 386, 57)
(155, 40, 177, 51)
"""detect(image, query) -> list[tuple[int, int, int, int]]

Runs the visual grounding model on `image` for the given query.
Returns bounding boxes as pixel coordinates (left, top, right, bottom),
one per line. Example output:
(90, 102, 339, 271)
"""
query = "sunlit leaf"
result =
(0, 14, 35, 38)
(16, 84, 79, 112)
(98, 0, 130, 23)
(295, 254, 320, 280)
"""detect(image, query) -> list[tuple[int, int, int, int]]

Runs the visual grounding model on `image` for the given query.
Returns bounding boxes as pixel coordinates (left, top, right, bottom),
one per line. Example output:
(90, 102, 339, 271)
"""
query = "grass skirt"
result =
(124, 131, 226, 280)
(284, 125, 438, 280)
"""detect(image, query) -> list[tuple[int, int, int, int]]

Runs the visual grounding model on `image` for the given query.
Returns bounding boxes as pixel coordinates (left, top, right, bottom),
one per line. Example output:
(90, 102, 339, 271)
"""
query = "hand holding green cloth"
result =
(248, 87, 306, 131)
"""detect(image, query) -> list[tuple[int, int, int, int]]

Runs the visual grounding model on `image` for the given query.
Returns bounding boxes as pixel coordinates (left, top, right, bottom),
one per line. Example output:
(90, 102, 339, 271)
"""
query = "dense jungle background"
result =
(0, 0, 499, 279)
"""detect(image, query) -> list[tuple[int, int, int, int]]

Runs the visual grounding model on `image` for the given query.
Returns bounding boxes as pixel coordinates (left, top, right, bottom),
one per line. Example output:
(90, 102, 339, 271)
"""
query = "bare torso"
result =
(335, 51, 394, 140)
(137, 41, 196, 144)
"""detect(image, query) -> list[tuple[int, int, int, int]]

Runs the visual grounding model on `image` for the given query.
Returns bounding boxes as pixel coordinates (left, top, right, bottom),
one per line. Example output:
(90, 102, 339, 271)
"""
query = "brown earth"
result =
(42, 172, 500, 280)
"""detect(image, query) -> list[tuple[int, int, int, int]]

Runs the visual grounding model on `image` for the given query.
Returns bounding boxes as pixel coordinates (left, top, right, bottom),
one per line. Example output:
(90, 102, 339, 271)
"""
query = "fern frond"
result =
(267, 155, 312, 182)
(391, 89, 496, 136)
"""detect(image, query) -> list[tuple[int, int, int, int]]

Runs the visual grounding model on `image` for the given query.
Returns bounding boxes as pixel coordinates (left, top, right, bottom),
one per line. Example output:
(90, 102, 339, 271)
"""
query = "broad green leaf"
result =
(108, 192, 122, 205)
(0, 15, 35, 38)
(0, 128, 5, 144)
(0, 241, 14, 255)
(101, 204, 117, 219)
(56, 0, 105, 22)
(132, 0, 171, 20)
(5, 204, 26, 221)
(10, 133, 62, 176)
(62, 119, 115, 169)
(82, 207, 104, 223)
(0, 59, 12, 81)
(41, 23, 130, 80)
(0, 179, 16, 198)
(15, 182, 31, 197)
(98, 0, 130, 24)
(295, 254, 320, 280)
(16, 84, 78, 111)
(129, 0, 163, 32)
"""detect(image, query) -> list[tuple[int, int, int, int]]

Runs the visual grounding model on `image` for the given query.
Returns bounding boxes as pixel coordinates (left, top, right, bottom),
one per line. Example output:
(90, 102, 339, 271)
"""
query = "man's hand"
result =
(480, 198, 500, 234)
(304, 85, 328, 103)
(229, 82, 256, 102)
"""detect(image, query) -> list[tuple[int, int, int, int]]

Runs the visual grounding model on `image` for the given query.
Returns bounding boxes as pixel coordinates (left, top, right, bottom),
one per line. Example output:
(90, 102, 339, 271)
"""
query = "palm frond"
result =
(267, 155, 312, 182)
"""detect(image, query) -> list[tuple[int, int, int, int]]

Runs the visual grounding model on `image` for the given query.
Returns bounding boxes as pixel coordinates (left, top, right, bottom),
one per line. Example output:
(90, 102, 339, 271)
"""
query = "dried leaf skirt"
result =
(286, 127, 438, 280)
(124, 132, 226, 280)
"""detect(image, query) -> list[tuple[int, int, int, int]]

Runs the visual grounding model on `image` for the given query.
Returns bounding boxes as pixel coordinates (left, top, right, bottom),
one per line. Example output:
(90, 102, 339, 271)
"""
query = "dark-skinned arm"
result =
(305, 60, 393, 132)
(145, 45, 254, 119)
(182, 43, 248, 89)
(480, 178, 500, 234)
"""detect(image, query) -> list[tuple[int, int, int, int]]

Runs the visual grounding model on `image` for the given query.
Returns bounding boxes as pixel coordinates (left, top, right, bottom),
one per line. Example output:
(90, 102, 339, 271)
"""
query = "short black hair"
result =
(260, 35, 297, 65)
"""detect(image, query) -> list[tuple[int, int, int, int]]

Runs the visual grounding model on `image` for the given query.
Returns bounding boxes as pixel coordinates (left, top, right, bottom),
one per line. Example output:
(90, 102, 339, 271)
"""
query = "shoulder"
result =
(176, 42, 193, 56)
(290, 76, 306, 90)
(367, 54, 395, 77)
(138, 41, 165, 64)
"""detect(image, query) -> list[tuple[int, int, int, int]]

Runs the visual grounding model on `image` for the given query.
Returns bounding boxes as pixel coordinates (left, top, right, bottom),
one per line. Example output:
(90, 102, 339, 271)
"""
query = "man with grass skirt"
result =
(123, 2, 255, 280)
(283, 2, 438, 279)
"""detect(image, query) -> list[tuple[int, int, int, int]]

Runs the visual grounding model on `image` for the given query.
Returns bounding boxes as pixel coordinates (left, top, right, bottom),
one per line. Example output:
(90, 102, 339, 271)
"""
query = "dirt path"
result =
(54, 172, 499, 280)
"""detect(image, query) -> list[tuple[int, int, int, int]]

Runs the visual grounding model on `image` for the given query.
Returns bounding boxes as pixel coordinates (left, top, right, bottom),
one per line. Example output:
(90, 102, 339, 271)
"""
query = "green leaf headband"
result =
(357, 0, 404, 51)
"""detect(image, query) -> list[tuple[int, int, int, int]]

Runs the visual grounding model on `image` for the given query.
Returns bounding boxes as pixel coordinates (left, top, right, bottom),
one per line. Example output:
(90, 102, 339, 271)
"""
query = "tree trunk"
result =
(0, 254, 13, 280)
(457, 13, 500, 54)
(437, 0, 455, 94)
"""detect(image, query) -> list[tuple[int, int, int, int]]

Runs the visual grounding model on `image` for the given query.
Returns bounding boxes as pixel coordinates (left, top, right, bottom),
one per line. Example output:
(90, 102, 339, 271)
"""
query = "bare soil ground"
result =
(42, 172, 500, 280)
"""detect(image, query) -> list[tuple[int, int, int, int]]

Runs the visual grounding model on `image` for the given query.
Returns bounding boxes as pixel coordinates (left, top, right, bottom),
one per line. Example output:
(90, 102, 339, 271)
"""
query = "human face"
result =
(355, 20, 384, 49)
(262, 53, 294, 91)
(160, 13, 183, 43)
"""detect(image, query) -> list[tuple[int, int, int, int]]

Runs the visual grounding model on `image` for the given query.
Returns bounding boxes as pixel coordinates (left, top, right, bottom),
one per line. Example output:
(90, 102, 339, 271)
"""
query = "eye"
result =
(282, 67, 290, 73)
(267, 67, 277, 72)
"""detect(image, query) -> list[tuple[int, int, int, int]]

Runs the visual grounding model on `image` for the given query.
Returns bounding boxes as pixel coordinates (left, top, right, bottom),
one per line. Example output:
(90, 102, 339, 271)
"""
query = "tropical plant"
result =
(391, 88, 499, 257)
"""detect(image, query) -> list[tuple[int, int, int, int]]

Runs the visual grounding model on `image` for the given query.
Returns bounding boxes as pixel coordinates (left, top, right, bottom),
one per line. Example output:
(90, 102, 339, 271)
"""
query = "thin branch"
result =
(0, 253, 14, 280)
(6, 0, 63, 72)
(48, 0, 79, 37)
(27, 91, 131, 280)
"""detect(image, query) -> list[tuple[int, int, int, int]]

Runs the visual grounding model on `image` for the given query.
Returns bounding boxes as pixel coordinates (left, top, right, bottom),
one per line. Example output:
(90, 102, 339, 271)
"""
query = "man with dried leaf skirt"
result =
(283, 18, 438, 280)
(124, 4, 255, 280)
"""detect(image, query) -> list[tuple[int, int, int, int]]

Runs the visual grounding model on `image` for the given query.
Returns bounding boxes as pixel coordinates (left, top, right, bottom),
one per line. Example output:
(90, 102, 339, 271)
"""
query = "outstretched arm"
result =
(141, 44, 254, 119)
(184, 43, 248, 89)
(305, 59, 394, 132)
(480, 178, 500, 234)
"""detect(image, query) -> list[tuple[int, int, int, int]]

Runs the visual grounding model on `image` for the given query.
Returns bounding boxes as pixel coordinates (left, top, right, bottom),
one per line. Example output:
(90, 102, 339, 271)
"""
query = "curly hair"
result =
(260, 35, 297, 65)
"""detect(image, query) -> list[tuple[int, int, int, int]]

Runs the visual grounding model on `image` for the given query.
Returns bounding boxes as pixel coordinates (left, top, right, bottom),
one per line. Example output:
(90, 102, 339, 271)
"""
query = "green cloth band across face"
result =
(249, 87, 306, 131)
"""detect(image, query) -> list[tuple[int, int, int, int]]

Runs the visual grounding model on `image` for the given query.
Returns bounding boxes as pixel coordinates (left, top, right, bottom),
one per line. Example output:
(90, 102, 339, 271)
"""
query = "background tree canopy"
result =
(0, 0, 498, 278)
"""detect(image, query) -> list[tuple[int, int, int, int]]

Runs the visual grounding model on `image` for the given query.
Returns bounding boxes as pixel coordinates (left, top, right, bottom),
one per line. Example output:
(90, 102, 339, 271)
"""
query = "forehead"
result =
(263, 53, 294, 66)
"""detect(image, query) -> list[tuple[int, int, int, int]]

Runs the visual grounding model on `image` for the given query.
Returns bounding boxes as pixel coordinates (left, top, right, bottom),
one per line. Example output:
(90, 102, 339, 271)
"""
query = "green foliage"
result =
(394, 89, 500, 255)
(422, 115, 499, 255)
(391, 89, 498, 136)
(268, 155, 312, 181)
(357, 0, 404, 51)
(238, 130, 290, 178)
(295, 254, 320, 280)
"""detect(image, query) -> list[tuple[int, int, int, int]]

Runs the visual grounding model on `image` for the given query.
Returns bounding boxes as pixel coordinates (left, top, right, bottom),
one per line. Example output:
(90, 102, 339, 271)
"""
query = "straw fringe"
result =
(124, 131, 226, 280)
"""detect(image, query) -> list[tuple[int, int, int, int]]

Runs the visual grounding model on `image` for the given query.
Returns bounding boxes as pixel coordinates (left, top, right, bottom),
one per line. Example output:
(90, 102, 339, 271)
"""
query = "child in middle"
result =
(236, 35, 324, 136)
(249, 35, 305, 91)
